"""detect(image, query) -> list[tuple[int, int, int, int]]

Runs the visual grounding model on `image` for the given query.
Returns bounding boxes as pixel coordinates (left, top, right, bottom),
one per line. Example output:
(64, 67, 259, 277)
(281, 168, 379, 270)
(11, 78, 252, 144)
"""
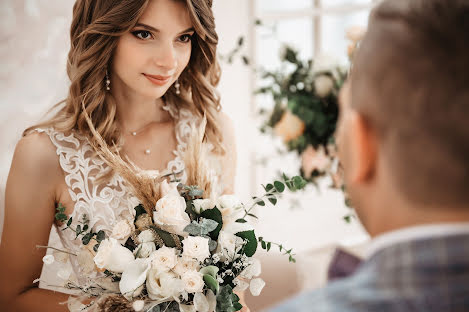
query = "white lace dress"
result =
(36, 105, 223, 293)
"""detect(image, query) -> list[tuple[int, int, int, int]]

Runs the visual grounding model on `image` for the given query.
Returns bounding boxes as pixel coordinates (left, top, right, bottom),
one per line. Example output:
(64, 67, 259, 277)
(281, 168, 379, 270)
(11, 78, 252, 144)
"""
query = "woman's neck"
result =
(111, 87, 172, 134)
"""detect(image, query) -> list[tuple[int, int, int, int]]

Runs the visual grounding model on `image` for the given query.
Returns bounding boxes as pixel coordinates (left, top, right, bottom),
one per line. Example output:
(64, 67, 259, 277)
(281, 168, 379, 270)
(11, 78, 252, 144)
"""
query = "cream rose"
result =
(182, 236, 210, 262)
(192, 199, 214, 214)
(146, 269, 183, 300)
(216, 195, 244, 226)
(153, 193, 191, 236)
(181, 270, 204, 293)
(173, 256, 200, 276)
(110, 220, 134, 244)
(94, 238, 134, 273)
(314, 75, 334, 98)
(160, 180, 180, 197)
(149, 246, 178, 272)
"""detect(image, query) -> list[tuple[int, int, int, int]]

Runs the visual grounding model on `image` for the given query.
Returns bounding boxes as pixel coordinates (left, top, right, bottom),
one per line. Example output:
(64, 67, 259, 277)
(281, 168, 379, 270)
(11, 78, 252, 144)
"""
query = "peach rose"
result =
(274, 111, 305, 143)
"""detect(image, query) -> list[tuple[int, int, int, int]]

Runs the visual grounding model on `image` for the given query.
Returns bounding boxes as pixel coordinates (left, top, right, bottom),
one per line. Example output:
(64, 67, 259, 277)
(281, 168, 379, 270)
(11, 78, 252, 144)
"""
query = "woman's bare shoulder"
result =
(11, 131, 62, 185)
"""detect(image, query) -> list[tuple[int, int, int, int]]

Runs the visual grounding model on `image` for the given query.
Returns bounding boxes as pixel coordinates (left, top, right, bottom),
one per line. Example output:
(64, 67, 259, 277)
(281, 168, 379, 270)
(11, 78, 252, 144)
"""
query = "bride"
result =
(0, 0, 240, 310)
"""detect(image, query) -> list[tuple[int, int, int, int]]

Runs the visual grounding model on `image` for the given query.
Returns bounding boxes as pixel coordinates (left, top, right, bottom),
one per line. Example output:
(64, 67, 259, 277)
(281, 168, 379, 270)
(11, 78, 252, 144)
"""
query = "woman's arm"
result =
(0, 132, 71, 311)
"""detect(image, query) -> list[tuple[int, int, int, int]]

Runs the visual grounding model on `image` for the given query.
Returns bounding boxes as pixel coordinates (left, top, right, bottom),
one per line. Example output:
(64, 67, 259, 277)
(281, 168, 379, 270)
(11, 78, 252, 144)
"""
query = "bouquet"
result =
(258, 26, 366, 195)
(40, 117, 306, 312)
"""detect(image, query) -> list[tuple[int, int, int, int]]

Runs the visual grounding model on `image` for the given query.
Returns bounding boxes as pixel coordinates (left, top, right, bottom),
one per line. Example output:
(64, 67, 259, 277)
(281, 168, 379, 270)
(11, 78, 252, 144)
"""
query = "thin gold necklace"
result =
(125, 122, 155, 155)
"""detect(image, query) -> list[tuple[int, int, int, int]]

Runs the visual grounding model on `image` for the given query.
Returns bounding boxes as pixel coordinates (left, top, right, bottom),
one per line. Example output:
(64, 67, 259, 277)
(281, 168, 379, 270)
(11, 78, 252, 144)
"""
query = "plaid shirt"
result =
(270, 233, 469, 312)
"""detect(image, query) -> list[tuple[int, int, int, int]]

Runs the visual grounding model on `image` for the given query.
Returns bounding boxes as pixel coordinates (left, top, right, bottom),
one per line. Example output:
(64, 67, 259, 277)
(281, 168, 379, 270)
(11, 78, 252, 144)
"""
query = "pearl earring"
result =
(105, 70, 111, 91)
(175, 79, 180, 95)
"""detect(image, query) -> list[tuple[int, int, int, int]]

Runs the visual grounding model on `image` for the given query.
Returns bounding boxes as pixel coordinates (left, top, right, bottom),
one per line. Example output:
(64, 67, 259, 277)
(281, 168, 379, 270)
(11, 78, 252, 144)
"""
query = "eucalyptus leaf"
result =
(274, 181, 285, 193)
(203, 274, 219, 295)
(236, 230, 257, 257)
(200, 265, 219, 278)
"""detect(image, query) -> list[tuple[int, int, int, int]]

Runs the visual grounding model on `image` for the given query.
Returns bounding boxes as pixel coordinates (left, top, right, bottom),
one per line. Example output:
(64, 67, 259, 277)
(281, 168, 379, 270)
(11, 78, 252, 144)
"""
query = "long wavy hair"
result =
(25, 0, 223, 154)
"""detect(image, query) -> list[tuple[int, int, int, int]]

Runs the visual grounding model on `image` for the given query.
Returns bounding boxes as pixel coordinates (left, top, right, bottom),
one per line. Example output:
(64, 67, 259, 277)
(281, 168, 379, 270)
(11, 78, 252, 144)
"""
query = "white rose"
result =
(146, 269, 183, 300)
(42, 255, 54, 265)
(149, 246, 178, 272)
(173, 256, 200, 276)
(217, 230, 244, 259)
(250, 277, 265, 296)
(160, 180, 180, 197)
(314, 75, 334, 98)
(119, 258, 150, 300)
(181, 270, 204, 293)
(192, 199, 214, 214)
(94, 238, 135, 273)
(138, 229, 155, 243)
(153, 193, 191, 236)
(135, 242, 156, 258)
(240, 258, 262, 279)
(110, 220, 134, 244)
(182, 236, 210, 262)
(217, 195, 243, 225)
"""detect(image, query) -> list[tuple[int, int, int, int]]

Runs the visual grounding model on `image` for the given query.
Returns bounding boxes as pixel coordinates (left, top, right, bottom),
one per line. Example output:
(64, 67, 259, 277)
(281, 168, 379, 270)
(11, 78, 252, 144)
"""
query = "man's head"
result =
(336, 0, 469, 235)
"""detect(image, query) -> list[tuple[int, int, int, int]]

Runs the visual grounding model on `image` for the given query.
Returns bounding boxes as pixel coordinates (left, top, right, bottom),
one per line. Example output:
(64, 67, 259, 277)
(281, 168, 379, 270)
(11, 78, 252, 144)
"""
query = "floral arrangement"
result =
(258, 26, 366, 202)
(38, 117, 307, 312)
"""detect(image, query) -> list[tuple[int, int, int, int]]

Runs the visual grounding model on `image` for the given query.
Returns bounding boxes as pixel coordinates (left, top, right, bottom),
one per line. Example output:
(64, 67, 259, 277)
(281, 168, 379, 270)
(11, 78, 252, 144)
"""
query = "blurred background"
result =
(0, 0, 376, 310)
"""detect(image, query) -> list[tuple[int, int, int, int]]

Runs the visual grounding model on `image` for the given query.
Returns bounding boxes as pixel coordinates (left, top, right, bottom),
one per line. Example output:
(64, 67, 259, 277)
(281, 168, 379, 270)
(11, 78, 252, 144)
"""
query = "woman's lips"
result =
(143, 73, 171, 86)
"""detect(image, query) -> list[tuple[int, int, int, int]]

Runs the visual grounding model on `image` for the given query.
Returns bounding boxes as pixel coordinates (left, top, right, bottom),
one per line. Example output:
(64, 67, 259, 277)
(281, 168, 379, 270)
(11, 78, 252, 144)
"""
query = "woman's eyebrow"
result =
(135, 23, 195, 35)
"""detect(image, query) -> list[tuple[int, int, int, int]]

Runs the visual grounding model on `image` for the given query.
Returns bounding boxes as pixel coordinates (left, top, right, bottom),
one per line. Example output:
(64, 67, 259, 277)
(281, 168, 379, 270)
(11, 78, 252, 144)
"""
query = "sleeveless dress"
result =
(35, 104, 224, 294)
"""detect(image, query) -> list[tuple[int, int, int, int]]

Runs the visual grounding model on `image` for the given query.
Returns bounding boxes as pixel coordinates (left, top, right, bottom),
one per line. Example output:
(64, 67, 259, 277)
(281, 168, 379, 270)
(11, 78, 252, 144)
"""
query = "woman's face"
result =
(111, 0, 194, 100)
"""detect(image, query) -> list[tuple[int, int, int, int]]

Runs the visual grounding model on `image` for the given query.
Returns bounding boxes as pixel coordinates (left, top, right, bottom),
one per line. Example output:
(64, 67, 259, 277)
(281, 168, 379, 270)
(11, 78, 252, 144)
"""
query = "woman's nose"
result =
(154, 42, 177, 72)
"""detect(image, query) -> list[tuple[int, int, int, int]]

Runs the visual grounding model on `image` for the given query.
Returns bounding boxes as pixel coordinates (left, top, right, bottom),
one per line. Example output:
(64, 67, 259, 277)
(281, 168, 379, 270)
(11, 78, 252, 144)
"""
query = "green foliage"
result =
(184, 218, 219, 236)
(200, 208, 223, 240)
(150, 225, 182, 249)
(216, 285, 238, 312)
(259, 237, 296, 263)
(235, 230, 257, 257)
(204, 274, 219, 295)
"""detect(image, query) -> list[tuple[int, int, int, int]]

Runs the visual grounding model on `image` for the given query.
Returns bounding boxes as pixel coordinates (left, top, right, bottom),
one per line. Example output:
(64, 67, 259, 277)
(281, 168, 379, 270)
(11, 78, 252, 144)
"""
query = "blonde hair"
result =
(25, 0, 224, 154)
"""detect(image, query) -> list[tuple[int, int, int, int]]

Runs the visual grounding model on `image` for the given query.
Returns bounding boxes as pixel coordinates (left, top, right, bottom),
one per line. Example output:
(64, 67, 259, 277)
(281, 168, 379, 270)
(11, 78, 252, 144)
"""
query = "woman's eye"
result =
(132, 30, 152, 40)
(178, 34, 193, 43)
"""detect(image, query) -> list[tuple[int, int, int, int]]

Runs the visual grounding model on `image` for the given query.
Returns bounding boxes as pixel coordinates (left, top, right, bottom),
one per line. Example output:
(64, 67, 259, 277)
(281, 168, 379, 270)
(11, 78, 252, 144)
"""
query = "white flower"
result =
(217, 230, 244, 259)
(94, 238, 135, 273)
(132, 300, 145, 312)
(146, 269, 183, 300)
(181, 270, 204, 293)
(182, 236, 210, 262)
(153, 193, 191, 236)
(240, 258, 262, 279)
(193, 290, 216, 312)
(250, 278, 265, 296)
(119, 258, 151, 300)
(173, 256, 200, 276)
(314, 75, 334, 98)
(138, 229, 155, 243)
(192, 199, 214, 214)
(160, 180, 180, 197)
(110, 220, 134, 244)
(149, 246, 178, 272)
(42, 255, 54, 265)
(217, 195, 243, 225)
(135, 242, 156, 258)
(223, 221, 254, 235)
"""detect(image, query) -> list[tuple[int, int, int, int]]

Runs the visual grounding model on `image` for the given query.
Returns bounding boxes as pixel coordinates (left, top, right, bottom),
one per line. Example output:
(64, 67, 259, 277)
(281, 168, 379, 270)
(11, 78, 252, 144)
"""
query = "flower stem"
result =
(36, 245, 77, 256)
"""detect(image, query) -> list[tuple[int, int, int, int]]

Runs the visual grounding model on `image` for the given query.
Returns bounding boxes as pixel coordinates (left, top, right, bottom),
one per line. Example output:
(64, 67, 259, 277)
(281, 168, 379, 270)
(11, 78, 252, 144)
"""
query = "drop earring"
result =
(105, 70, 111, 91)
(175, 79, 180, 95)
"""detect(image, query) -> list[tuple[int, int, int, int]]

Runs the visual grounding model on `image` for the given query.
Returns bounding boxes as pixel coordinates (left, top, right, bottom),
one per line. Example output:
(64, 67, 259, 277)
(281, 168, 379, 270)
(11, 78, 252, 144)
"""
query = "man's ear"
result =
(348, 112, 378, 184)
